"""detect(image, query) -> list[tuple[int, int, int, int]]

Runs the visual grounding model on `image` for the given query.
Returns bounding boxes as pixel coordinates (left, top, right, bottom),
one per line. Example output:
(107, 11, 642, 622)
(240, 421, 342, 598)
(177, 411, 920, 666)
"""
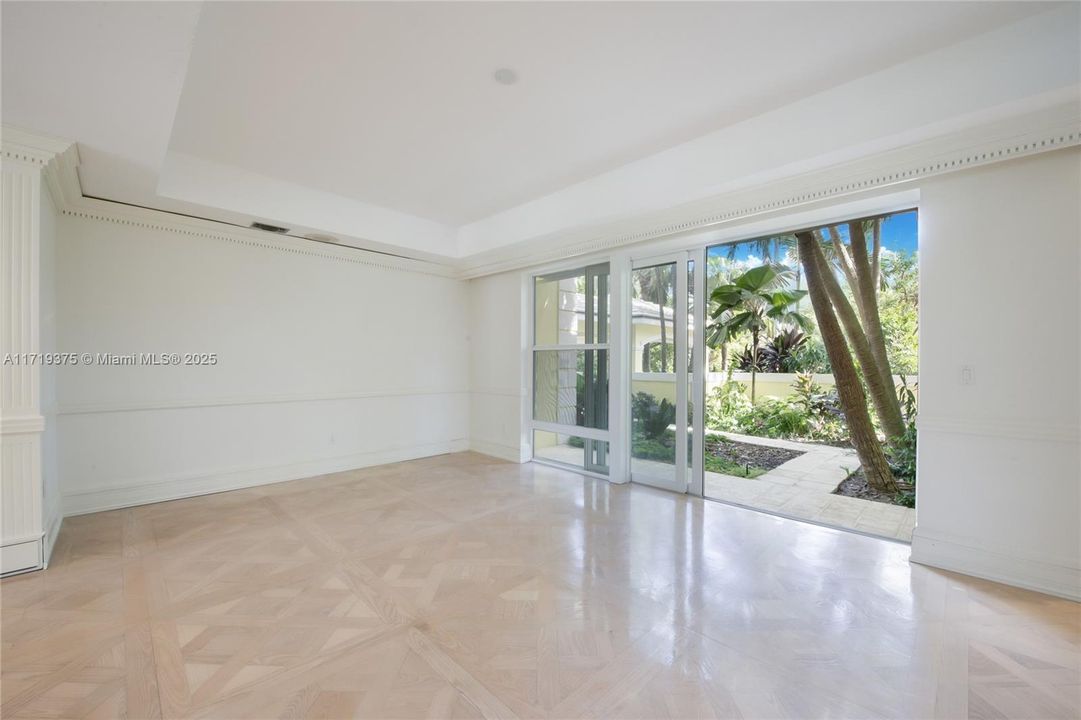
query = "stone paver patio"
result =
(535, 432, 915, 542)
(704, 431, 914, 542)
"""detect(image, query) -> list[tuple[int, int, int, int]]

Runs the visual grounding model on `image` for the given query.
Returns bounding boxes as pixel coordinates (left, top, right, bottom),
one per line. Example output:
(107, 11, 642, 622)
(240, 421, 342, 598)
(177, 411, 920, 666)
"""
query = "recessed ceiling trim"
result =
(456, 109, 1081, 278)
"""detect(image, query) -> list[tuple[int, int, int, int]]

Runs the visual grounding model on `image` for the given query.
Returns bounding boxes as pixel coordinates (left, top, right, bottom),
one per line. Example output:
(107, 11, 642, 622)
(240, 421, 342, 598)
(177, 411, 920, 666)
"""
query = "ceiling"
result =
(0, 1, 1068, 259)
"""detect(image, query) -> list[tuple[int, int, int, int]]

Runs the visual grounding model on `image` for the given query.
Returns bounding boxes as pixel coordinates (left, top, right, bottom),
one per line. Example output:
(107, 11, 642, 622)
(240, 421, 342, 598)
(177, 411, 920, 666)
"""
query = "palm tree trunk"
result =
(848, 222, 901, 434)
(796, 231, 897, 493)
(870, 218, 882, 292)
(805, 233, 906, 441)
(750, 327, 758, 404)
(821, 227, 860, 293)
(656, 267, 668, 373)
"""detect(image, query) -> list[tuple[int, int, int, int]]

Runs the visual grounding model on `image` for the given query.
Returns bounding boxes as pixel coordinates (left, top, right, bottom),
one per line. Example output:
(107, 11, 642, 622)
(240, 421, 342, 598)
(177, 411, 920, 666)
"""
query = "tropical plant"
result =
(735, 397, 810, 438)
(795, 230, 898, 492)
(734, 345, 762, 372)
(790, 373, 847, 442)
(719, 377, 844, 443)
(704, 372, 751, 432)
(789, 338, 832, 373)
(792, 373, 828, 415)
(888, 375, 918, 506)
(707, 264, 810, 403)
(631, 392, 676, 440)
(736, 328, 809, 373)
(879, 251, 919, 375)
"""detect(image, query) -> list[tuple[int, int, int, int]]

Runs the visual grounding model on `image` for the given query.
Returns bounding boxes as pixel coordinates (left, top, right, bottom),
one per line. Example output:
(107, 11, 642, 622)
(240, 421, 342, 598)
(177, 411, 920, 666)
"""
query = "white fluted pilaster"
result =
(1, 153, 45, 574)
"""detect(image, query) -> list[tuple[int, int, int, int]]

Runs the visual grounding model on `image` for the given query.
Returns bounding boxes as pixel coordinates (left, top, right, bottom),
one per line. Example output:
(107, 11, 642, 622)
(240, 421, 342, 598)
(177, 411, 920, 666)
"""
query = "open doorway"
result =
(702, 210, 918, 541)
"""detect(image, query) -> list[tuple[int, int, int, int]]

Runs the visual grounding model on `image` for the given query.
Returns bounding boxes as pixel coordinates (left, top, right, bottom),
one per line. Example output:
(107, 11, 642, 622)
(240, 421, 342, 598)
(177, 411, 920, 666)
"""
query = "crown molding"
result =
(2, 125, 458, 279)
(61, 198, 459, 278)
(1, 125, 74, 166)
(1, 125, 82, 210)
(455, 96, 1081, 279)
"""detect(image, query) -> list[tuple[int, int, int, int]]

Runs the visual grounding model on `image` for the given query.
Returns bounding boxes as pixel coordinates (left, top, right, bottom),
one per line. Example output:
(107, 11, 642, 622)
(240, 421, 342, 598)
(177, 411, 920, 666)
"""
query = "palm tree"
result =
(812, 220, 905, 440)
(706, 264, 810, 403)
(635, 266, 672, 372)
(795, 231, 898, 492)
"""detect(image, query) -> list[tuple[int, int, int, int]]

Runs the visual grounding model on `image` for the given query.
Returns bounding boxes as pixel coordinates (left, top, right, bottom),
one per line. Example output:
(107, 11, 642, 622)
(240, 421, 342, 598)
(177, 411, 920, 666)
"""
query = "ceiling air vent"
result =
(250, 221, 290, 234)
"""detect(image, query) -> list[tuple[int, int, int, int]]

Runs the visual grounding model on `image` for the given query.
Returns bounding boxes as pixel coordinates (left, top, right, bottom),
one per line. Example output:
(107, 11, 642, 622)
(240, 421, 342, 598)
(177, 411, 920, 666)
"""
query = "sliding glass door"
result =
(531, 263, 611, 475)
(629, 253, 697, 492)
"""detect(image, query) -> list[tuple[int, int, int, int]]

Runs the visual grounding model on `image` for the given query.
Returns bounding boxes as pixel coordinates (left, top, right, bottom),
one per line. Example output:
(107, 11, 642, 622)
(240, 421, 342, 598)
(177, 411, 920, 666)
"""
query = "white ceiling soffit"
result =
(3, 2, 1079, 265)
(0, 1, 201, 206)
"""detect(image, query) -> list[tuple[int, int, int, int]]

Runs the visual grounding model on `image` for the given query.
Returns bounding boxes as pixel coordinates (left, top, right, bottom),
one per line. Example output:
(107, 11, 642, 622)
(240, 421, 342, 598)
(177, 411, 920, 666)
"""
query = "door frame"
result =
(628, 251, 693, 494)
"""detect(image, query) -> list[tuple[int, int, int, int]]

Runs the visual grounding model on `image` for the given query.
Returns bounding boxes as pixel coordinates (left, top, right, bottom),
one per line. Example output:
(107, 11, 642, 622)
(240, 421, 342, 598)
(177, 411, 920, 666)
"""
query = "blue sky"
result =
(709, 209, 918, 262)
(879, 210, 917, 254)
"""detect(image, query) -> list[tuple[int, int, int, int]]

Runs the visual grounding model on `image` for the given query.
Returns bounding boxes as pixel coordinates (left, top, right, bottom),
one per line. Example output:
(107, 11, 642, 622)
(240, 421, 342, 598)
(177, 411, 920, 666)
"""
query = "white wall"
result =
(39, 183, 61, 559)
(911, 148, 1081, 599)
(467, 270, 527, 462)
(57, 213, 470, 514)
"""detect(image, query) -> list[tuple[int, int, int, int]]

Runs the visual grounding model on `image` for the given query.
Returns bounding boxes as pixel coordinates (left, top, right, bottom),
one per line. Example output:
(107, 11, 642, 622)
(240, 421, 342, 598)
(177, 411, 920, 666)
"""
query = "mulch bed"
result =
(834, 469, 914, 507)
(705, 437, 803, 471)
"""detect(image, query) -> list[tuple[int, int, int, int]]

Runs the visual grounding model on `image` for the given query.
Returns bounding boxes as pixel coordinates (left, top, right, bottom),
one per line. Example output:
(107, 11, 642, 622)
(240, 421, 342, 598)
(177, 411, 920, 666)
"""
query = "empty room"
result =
(2, 2, 1079, 719)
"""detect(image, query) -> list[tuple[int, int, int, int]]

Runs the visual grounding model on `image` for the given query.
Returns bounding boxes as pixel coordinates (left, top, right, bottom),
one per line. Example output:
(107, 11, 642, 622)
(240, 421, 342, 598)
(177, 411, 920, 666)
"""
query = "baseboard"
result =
(63, 439, 468, 516)
(911, 528, 1081, 602)
(1, 538, 42, 576)
(468, 439, 526, 463)
(43, 510, 63, 567)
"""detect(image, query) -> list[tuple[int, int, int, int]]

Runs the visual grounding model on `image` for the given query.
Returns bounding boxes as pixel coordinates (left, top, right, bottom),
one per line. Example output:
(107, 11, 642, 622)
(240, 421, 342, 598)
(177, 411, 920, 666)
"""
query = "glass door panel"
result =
(532, 263, 611, 475)
(630, 258, 688, 492)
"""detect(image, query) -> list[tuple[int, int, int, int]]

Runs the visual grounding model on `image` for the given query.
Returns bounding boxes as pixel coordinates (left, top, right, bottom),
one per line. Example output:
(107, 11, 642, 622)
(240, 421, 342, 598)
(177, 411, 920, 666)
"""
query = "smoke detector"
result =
(493, 68, 518, 85)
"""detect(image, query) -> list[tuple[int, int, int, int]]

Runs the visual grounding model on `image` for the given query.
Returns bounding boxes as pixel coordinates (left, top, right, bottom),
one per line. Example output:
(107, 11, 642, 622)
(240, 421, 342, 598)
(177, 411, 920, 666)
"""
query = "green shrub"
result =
(888, 376, 918, 485)
(735, 397, 810, 438)
(789, 339, 832, 373)
(704, 375, 751, 432)
(705, 373, 848, 443)
(631, 392, 676, 439)
(631, 434, 675, 462)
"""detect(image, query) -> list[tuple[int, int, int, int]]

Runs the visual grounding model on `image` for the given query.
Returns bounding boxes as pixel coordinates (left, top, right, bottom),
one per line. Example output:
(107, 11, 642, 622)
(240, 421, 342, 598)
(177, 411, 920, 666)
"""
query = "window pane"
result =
(631, 262, 678, 484)
(533, 431, 609, 475)
(688, 259, 695, 459)
(533, 349, 608, 429)
(632, 263, 675, 373)
(534, 264, 609, 346)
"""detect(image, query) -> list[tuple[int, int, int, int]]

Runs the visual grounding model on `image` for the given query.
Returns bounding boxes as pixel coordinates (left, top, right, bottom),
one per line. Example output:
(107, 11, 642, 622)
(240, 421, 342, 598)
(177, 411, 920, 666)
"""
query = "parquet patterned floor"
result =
(2, 452, 1078, 719)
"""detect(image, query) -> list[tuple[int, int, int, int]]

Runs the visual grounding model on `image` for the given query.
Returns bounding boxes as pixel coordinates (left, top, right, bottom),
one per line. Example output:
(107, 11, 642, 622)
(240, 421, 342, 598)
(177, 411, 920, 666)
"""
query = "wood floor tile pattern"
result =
(2, 452, 1078, 719)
